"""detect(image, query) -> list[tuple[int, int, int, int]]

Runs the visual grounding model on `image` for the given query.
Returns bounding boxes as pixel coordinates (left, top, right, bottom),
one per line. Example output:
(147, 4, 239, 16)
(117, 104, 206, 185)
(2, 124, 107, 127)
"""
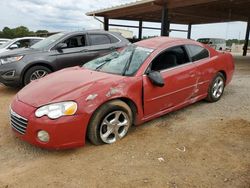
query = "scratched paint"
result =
(106, 87, 121, 97)
(86, 94, 98, 101)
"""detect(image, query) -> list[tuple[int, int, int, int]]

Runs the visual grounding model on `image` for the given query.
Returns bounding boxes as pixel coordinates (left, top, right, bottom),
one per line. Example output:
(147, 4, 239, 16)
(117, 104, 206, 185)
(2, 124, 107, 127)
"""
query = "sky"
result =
(0, 0, 248, 40)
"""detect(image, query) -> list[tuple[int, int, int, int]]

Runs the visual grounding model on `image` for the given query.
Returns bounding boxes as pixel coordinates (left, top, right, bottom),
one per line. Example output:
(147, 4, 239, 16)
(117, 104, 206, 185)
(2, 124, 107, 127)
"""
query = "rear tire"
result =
(206, 72, 225, 102)
(87, 100, 133, 145)
(23, 66, 52, 86)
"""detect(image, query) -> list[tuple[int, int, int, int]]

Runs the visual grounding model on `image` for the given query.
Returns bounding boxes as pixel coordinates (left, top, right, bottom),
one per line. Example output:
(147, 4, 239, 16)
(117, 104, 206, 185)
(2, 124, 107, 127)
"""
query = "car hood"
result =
(17, 67, 125, 107)
(0, 48, 43, 57)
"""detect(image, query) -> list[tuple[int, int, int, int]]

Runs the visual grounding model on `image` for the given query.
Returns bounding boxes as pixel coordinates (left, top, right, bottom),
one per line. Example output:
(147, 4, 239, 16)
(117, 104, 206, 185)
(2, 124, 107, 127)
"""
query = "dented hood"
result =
(17, 67, 124, 107)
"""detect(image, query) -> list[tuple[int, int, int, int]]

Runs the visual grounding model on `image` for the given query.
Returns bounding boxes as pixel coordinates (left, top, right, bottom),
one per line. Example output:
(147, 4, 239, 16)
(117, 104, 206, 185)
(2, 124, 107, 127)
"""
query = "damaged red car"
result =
(10, 37, 234, 149)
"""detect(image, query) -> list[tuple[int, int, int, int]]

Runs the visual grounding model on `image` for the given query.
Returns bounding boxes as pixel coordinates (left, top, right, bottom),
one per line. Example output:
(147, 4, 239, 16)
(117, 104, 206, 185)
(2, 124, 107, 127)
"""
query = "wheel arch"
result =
(218, 70, 227, 82)
(21, 62, 54, 85)
(118, 97, 138, 125)
(89, 97, 139, 126)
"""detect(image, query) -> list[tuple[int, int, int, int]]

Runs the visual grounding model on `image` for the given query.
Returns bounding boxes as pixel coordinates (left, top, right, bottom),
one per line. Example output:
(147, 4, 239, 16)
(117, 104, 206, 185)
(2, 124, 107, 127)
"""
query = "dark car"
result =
(0, 30, 129, 87)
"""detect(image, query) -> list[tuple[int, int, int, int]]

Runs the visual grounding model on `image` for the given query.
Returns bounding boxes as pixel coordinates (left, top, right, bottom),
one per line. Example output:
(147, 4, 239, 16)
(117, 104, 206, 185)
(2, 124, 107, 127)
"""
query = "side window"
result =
(187, 45, 209, 62)
(63, 35, 86, 49)
(108, 34, 120, 43)
(150, 46, 190, 72)
(14, 39, 30, 48)
(89, 34, 111, 45)
(30, 39, 41, 46)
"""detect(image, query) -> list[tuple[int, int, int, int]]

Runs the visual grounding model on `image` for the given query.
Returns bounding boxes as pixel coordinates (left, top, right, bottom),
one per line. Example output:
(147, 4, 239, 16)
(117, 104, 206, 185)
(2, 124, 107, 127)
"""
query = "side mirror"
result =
(147, 71, 165, 87)
(9, 44, 18, 50)
(56, 43, 67, 51)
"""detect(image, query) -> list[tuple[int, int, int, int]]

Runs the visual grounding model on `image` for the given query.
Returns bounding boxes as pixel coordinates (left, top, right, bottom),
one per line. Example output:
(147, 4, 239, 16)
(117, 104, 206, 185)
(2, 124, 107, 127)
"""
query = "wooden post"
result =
(104, 17, 109, 31)
(138, 20, 143, 40)
(243, 19, 250, 56)
(187, 24, 192, 39)
(161, 5, 170, 36)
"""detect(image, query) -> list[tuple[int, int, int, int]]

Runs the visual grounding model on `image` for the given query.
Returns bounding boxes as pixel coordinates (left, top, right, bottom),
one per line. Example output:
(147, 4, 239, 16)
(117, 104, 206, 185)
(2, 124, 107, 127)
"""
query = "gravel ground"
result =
(0, 55, 249, 188)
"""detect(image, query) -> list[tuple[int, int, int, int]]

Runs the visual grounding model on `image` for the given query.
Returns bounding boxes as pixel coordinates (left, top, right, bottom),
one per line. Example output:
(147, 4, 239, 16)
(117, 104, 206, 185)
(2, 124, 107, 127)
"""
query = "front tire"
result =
(206, 72, 225, 102)
(24, 66, 52, 86)
(87, 100, 133, 145)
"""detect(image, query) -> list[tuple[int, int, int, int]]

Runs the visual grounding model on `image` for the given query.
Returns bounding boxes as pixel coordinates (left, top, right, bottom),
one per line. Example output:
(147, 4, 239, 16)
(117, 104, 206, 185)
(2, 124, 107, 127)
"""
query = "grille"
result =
(10, 109, 28, 135)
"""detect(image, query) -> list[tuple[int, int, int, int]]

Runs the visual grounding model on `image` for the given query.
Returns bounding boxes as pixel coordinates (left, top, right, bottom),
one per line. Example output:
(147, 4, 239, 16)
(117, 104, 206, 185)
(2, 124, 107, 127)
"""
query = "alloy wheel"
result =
(30, 70, 48, 81)
(212, 76, 224, 99)
(100, 111, 130, 144)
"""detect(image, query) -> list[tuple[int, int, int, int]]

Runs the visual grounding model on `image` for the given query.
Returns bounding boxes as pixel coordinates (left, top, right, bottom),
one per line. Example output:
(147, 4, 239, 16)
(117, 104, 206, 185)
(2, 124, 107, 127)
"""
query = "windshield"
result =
(31, 33, 65, 49)
(197, 38, 210, 44)
(0, 40, 14, 49)
(83, 45, 153, 76)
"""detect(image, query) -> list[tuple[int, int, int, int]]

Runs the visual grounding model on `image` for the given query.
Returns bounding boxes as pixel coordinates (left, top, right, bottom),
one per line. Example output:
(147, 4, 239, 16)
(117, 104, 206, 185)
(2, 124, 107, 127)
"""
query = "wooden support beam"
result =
(109, 24, 159, 30)
(104, 17, 109, 31)
(161, 5, 170, 36)
(138, 20, 143, 40)
(243, 19, 250, 56)
(187, 24, 192, 39)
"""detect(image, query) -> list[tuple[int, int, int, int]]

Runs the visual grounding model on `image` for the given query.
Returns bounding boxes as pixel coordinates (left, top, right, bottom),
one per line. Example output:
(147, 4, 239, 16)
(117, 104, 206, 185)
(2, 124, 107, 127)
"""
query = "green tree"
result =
(13, 26, 30, 38)
(2, 27, 14, 38)
(36, 30, 49, 34)
(0, 26, 50, 39)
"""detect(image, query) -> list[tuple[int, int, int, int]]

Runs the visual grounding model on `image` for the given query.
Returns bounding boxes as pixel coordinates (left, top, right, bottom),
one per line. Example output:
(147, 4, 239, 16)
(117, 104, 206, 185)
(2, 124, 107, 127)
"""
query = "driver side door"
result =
(55, 34, 98, 70)
(143, 45, 198, 117)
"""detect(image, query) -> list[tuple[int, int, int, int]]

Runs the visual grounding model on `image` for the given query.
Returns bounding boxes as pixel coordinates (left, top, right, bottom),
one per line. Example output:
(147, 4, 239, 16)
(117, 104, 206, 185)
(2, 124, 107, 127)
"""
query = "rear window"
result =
(187, 45, 209, 62)
(89, 34, 111, 45)
(109, 34, 120, 43)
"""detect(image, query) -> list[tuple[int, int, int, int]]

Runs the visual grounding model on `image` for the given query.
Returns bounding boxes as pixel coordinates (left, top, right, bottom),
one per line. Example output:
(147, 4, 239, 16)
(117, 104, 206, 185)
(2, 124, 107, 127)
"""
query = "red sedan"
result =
(10, 37, 234, 149)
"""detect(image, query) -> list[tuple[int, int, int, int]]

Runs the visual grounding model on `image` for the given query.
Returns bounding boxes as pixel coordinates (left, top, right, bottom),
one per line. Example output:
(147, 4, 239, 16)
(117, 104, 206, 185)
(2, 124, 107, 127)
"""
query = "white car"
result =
(0, 37, 44, 54)
(197, 38, 226, 51)
(0, 38, 10, 45)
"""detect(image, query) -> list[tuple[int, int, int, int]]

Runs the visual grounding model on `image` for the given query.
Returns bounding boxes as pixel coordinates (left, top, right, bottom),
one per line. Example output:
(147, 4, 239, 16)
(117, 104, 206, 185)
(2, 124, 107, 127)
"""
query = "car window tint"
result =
(151, 46, 190, 72)
(187, 45, 209, 62)
(89, 34, 111, 45)
(14, 39, 30, 48)
(30, 39, 41, 46)
(108, 34, 119, 43)
(63, 35, 86, 49)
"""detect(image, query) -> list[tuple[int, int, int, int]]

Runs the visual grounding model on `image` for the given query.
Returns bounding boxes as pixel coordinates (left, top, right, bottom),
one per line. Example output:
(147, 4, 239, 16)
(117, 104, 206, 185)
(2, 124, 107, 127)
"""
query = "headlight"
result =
(35, 101, 78, 119)
(0, 56, 23, 65)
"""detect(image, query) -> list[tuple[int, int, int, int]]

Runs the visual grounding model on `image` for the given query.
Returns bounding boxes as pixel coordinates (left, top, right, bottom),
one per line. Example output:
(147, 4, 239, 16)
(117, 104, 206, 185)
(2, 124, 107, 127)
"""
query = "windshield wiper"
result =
(122, 48, 135, 76)
(95, 61, 109, 71)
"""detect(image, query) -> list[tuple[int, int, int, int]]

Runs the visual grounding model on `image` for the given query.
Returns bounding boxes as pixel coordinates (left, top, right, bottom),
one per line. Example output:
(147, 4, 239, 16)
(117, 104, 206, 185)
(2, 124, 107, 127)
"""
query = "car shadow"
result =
(0, 84, 21, 95)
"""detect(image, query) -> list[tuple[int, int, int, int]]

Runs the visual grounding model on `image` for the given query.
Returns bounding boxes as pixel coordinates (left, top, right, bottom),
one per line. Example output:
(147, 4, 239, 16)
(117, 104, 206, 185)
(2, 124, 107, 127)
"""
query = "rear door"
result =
(186, 44, 212, 96)
(143, 45, 198, 116)
(87, 33, 121, 58)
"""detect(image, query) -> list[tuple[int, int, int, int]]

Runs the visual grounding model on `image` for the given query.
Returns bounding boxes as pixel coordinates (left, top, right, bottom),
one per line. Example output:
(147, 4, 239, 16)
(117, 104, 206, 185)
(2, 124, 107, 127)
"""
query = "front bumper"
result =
(0, 62, 23, 86)
(10, 97, 89, 149)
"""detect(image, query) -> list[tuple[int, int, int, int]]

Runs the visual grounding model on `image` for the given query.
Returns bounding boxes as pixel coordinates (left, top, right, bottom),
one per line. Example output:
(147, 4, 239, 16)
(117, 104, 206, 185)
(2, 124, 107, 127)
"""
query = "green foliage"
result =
(36, 30, 49, 34)
(0, 26, 49, 39)
(226, 39, 250, 47)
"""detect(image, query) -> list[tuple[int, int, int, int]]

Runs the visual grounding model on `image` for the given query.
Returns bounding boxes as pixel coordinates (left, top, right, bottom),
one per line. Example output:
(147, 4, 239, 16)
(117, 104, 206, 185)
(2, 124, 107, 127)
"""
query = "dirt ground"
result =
(0, 55, 249, 188)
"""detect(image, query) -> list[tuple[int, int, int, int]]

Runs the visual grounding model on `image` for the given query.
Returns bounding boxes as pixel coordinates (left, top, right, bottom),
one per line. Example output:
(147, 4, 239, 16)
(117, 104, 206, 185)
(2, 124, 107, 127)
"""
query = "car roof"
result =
(135, 37, 189, 49)
(136, 37, 210, 50)
(60, 30, 120, 36)
(14, 37, 44, 41)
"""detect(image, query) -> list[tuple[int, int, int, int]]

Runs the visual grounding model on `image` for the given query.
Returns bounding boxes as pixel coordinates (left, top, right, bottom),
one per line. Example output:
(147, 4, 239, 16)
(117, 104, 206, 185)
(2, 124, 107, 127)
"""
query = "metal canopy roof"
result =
(87, 0, 250, 24)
